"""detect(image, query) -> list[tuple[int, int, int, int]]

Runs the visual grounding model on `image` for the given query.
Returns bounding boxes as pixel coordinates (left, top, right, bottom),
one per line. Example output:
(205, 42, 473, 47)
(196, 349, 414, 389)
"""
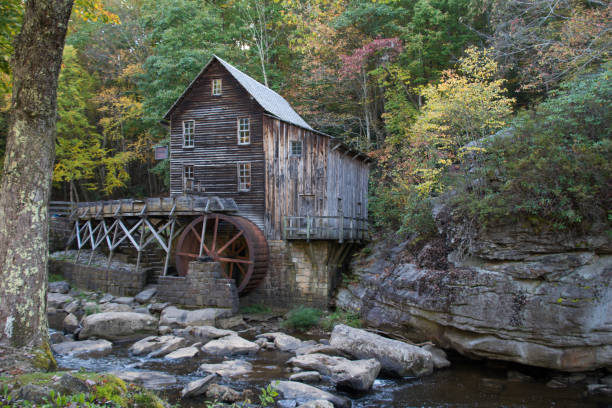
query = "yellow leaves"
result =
(73, 0, 120, 24)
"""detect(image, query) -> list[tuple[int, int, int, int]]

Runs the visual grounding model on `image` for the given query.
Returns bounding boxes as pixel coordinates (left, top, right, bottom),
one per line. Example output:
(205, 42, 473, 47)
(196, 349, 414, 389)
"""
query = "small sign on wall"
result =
(155, 145, 168, 160)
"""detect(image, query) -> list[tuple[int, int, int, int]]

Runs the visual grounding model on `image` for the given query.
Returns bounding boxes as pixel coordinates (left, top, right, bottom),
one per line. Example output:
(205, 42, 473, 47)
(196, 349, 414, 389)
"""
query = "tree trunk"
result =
(0, 0, 74, 348)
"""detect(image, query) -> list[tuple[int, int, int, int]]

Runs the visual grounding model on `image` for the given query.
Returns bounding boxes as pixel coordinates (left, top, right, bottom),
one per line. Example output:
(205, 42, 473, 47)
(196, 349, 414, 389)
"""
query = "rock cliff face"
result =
(338, 216, 612, 372)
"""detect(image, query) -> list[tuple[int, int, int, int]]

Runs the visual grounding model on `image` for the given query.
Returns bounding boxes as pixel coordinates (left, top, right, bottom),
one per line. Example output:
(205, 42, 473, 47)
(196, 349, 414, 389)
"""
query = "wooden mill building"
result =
(65, 56, 370, 308)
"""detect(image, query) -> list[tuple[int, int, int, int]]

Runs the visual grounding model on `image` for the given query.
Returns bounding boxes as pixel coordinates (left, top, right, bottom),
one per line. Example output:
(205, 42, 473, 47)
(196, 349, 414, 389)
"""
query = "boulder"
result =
(52, 340, 112, 358)
(129, 335, 187, 357)
(201, 335, 259, 356)
(99, 293, 114, 303)
(160, 306, 233, 328)
(200, 359, 253, 377)
(330, 325, 433, 377)
(79, 312, 158, 341)
(50, 332, 69, 344)
(47, 308, 68, 331)
(63, 313, 79, 333)
(217, 315, 246, 329)
(64, 300, 81, 315)
(110, 371, 177, 389)
(295, 344, 344, 357)
(297, 401, 334, 408)
(205, 384, 243, 403)
(113, 296, 134, 305)
(158, 326, 172, 335)
(290, 371, 322, 383)
(54, 374, 89, 395)
(17, 384, 52, 404)
(49, 281, 70, 294)
(421, 345, 451, 369)
(149, 302, 170, 313)
(181, 374, 217, 398)
(289, 353, 380, 391)
(135, 287, 157, 304)
(48, 293, 73, 309)
(174, 325, 235, 343)
(165, 346, 199, 360)
(274, 381, 351, 408)
(257, 332, 303, 352)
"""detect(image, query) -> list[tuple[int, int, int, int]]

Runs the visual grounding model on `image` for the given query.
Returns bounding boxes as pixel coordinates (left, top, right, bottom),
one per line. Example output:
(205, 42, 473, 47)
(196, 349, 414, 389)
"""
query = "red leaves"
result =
(339, 37, 403, 79)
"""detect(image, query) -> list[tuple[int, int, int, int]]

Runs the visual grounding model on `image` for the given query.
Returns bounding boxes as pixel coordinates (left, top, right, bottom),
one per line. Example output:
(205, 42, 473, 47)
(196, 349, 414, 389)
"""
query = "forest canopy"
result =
(0, 0, 610, 235)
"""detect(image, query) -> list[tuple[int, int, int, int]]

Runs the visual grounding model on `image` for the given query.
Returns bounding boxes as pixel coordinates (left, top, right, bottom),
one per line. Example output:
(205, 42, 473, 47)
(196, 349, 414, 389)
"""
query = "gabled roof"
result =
(162, 55, 313, 130)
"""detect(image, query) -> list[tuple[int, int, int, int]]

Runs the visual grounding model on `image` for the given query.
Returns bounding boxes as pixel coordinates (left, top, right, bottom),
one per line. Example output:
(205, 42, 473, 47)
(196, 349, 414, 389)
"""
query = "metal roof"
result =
(163, 55, 313, 130)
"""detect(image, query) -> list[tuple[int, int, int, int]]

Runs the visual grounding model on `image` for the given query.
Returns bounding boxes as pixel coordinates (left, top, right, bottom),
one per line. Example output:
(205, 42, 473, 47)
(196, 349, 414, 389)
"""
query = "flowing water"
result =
(54, 338, 612, 408)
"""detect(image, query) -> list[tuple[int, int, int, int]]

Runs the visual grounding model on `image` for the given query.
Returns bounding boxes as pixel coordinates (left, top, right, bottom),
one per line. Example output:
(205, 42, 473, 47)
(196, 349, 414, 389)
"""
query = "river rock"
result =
(48, 308, 68, 331)
(174, 325, 235, 343)
(181, 374, 217, 398)
(50, 332, 69, 344)
(330, 325, 433, 377)
(165, 346, 199, 359)
(79, 312, 158, 341)
(135, 287, 157, 303)
(217, 315, 246, 329)
(289, 353, 380, 391)
(113, 296, 134, 305)
(206, 384, 243, 403)
(295, 344, 344, 357)
(257, 332, 303, 352)
(290, 371, 322, 383)
(160, 306, 233, 328)
(149, 302, 170, 313)
(48, 293, 73, 309)
(99, 302, 133, 313)
(52, 339, 112, 357)
(274, 381, 351, 408)
(17, 384, 52, 404)
(297, 401, 334, 408)
(55, 374, 89, 395)
(110, 371, 177, 389)
(200, 359, 253, 377)
(99, 293, 114, 303)
(339, 220, 612, 372)
(158, 326, 172, 335)
(49, 281, 70, 294)
(201, 334, 259, 356)
(129, 335, 187, 357)
(63, 313, 79, 333)
(64, 300, 81, 315)
(421, 345, 451, 369)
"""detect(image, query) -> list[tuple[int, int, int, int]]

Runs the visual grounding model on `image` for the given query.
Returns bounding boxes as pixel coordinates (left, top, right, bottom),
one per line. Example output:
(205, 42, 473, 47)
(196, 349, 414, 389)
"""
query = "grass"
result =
(320, 310, 362, 331)
(48, 273, 65, 283)
(281, 306, 322, 331)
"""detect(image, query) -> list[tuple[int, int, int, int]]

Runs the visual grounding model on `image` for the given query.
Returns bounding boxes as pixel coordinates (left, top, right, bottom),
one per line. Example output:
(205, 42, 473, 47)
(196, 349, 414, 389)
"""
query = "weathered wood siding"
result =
(263, 116, 369, 239)
(168, 60, 265, 229)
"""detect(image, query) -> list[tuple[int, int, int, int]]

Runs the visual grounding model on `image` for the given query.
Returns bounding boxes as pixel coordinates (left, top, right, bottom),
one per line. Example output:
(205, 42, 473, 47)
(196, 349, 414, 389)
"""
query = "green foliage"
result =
(48, 273, 65, 283)
(239, 304, 272, 314)
(258, 382, 279, 407)
(282, 307, 322, 331)
(320, 310, 362, 331)
(452, 64, 612, 231)
(130, 390, 165, 408)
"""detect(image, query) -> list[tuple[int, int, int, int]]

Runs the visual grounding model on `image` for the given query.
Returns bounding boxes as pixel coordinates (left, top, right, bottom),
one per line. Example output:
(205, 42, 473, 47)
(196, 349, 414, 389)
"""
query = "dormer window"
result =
(238, 118, 250, 145)
(290, 140, 302, 157)
(182, 120, 195, 148)
(212, 78, 222, 95)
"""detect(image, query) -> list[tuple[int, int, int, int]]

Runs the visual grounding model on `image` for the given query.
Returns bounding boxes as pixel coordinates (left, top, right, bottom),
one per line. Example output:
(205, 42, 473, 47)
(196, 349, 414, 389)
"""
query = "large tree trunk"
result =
(0, 0, 74, 348)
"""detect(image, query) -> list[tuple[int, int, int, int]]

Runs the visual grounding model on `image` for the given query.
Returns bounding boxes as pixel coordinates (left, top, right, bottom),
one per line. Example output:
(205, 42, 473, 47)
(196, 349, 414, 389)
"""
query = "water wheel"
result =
(175, 213, 269, 294)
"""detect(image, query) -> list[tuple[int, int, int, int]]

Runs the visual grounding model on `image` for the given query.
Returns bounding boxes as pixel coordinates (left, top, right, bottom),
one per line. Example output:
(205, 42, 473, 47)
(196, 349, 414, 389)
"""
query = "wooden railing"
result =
(283, 215, 369, 243)
(49, 201, 75, 217)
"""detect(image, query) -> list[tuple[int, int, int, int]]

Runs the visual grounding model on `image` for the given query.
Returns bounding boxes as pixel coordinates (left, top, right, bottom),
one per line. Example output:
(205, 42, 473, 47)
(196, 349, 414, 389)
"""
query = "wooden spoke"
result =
(218, 257, 253, 264)
(236, 262, 246, 277)
(177, 252, 198, 258)
(216, 231, 243, 255)
(211, 216, 219, 252)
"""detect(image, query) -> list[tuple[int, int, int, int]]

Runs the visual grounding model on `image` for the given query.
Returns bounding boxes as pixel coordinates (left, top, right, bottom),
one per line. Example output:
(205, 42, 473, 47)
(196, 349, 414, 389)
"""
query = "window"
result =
(290, 140, 302, 157)
(184, 165, 195, 191)
(237, 162, 251, 192)
(238, 118, 250, 145)
(182, 120, 195, 148)
(212, 78, 222, 95)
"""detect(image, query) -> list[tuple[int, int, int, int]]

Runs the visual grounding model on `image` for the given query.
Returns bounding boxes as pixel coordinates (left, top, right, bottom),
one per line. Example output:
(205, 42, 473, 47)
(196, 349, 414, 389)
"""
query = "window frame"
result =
(212, 78, 222, 96)
(182, 120, 195, 148)
(290, 140, 303, 157)
(183, 165, 195, 191)
(237, 161, 251, 192)
(237, 117, 251, 145)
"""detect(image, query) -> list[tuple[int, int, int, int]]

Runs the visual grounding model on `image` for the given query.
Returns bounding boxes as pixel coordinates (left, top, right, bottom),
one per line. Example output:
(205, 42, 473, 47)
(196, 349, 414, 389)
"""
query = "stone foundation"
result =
(157, 261, 239, 312)
(241, 240, 354, 309)
(49, 259, 147, 296)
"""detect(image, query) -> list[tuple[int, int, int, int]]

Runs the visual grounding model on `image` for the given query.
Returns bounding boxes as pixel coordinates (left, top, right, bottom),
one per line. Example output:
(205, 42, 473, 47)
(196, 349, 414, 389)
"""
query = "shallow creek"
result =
(54, 336, 611, 408)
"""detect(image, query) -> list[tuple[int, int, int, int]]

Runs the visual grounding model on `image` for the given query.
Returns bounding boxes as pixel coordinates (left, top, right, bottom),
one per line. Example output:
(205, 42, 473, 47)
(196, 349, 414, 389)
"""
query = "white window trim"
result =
(237, 117, 251, 145)
(237, 161, 251, 192)
(290, 140, 303, 157)
(212, 78, 222, 96)
(182, 120, 195, 148)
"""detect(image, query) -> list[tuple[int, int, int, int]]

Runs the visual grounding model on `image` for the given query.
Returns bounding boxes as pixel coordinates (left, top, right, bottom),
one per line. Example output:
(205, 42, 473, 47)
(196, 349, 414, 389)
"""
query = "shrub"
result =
(282, 307, 322, 331)
(320, 310, 362, 331)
